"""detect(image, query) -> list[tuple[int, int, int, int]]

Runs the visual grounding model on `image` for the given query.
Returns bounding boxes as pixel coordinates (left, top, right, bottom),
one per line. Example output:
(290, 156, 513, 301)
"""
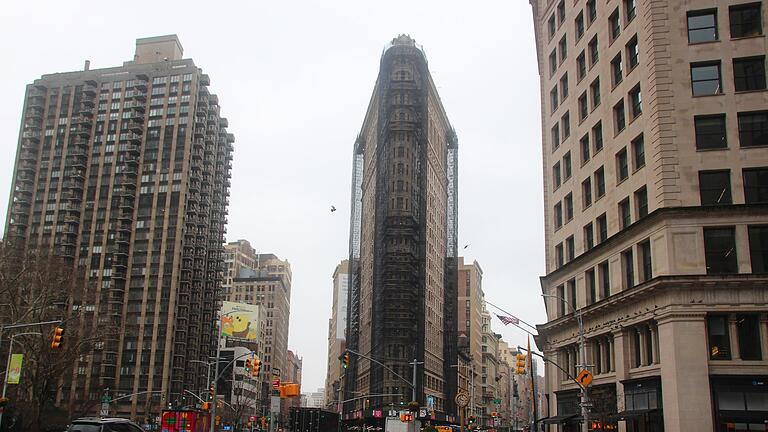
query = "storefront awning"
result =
(541, 414, 579, 424)
(610, 408, 658, 420)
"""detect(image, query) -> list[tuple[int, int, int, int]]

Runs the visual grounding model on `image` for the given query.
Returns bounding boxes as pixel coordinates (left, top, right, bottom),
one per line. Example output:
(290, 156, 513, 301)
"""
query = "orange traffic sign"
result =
(576, 369, 593, 387)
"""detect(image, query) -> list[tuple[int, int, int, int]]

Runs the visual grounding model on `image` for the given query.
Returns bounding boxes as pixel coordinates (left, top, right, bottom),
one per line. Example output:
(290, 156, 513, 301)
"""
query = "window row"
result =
(691, 56, 766, 96)
(707, 313, 765, 361)
(705, 225, 768, 274)
(695, 111, 768, 149)
(699, 167, 768, 205)
(687, 3, 764, 43)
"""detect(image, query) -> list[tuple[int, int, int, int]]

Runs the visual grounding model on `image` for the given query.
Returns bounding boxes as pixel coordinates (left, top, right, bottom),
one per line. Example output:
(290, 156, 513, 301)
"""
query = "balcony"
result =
(19, 149, 37, 162)
(74, 125, 92, 138)
(194, 128, 205, 138)
(124, 144, 141, 154)
(200, 74, 210, 86)
(126, 121, 144, 133)
(82, 83, 97, 96)
(80, 94, 95, 106)
(21, 130, 41, 141)
(27, 96, 44, 109)
(17, 161, 36, 173)
(26, 107, 43, 121)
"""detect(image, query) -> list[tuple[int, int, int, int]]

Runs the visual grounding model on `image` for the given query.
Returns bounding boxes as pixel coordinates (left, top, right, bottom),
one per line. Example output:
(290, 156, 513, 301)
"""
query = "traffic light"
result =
(208, 384, 215, 400)
(399, 413, 413, 422)
(491, 411, 497, 418)
(252, 357, 261, 377)
(50, 326, 64, 349)
(468, 416, 476, 425)
(341, 351, 350, 369)
(202, 402, 210, 411)
(245, 357, 253, 373)
(515, 353, 527, 374)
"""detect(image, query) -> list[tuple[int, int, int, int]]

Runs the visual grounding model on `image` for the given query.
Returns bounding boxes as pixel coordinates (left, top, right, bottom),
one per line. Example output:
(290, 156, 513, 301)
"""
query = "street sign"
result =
(270, 396, 281, 413)
(272, 378, 281, 389)
(576, 369, 593, 387)
(100, 402, 109, 417)
(494, 398, 501, 405)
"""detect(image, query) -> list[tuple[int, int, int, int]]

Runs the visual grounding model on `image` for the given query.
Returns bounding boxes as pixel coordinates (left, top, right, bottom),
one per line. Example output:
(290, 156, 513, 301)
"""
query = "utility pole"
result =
(409, 358, 423, 432)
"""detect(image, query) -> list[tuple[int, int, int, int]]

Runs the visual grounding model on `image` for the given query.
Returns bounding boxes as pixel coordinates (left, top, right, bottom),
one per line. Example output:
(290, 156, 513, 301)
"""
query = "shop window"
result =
(707, 315, 731, 360)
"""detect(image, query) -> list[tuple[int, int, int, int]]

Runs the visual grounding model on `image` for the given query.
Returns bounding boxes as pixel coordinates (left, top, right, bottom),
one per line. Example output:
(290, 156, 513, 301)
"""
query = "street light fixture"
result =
(541, 293, 589, 432)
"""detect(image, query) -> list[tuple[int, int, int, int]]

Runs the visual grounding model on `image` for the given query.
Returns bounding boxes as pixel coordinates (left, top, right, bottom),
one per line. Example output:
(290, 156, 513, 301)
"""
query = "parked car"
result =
(67, 417, 144, 432)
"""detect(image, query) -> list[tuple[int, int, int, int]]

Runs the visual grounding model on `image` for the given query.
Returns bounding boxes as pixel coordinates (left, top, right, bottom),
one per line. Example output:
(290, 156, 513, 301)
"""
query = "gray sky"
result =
(0, 0, 545, 392)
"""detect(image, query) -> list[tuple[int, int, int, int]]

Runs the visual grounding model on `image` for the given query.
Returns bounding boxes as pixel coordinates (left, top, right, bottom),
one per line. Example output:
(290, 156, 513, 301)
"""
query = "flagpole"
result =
(485, 301, 538, 332)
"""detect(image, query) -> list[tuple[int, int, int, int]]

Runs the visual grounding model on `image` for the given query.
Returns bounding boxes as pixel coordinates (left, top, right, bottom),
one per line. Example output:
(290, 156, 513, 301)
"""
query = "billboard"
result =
(7, 354, 23, 384)
(221, 301, 260, 341)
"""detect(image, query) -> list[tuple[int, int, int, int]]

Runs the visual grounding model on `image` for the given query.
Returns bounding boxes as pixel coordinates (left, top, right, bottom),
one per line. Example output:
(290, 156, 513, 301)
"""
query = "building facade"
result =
(325, 260, 349, 411)
(223, 239, 258, 297)
(530, 0, 768, 430)
(219, 346, 262, 424)
(457, 257, 485, 419)
(3, 35, 233, 417)
(344, 34, 460, 424)
(480, 311, 500, 428)
(229, 254, 291, 379)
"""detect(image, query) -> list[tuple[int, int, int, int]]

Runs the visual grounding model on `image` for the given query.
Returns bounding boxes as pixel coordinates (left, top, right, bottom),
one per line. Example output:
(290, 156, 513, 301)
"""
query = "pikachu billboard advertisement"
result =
(221, 301, 261, 341)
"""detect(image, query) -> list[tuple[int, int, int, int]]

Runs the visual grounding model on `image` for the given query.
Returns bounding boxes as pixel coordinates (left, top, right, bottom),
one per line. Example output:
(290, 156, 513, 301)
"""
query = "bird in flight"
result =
(463, 243, 471, 249)
(331, 206, 337, 212)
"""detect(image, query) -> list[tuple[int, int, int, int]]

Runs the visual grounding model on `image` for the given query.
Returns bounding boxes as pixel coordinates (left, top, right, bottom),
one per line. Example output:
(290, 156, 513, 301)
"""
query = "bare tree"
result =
(0, 244, 105, 432)
(223, 377, 260, 431)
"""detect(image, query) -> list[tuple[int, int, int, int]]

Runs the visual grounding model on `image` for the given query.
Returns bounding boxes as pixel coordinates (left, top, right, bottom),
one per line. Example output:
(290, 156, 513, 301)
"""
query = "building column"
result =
(729, 314, 740, 360)
(761, 314, 768, 358)
(657, 312, 713, 431)
(638, 328, 648, 367)
(612, 331, 629, 432)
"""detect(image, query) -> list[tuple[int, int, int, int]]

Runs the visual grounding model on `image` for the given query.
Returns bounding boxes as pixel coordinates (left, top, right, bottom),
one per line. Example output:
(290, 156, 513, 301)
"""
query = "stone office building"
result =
(529, 0, 768, 430)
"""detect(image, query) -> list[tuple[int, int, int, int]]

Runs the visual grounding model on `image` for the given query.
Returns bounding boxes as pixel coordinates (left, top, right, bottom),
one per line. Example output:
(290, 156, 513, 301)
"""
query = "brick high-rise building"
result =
(457, 257, 484, 419)
(324, 260, 349, 411)
(3, 35, 233, 416)
(530, 0, 768, 430)
(344, 34, 460, 424)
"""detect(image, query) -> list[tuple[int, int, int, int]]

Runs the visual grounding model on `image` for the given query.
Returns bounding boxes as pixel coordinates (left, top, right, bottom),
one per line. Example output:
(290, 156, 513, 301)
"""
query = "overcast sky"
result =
(0, 1, 545, 392)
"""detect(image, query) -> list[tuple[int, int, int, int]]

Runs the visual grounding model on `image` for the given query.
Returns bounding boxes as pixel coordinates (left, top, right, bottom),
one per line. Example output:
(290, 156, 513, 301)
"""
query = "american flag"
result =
(495, 313, 519, 326)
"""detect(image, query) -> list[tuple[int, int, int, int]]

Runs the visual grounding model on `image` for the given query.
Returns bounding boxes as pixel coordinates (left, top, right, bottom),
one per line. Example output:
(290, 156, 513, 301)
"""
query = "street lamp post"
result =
(542, 294, 589, 432)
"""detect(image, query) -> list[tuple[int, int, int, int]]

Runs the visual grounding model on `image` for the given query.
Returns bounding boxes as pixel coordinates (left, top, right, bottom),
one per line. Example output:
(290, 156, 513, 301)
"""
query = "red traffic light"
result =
(50, 326, 64, 349)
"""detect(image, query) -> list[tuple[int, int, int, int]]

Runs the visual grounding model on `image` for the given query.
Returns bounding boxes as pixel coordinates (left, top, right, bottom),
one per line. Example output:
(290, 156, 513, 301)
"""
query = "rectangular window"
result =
(589, 37, 599, 65)
(580, 134, 591, 163)
(748, 225, 768, 273)
(563, 151, 572, 179)
(550, 87, 559, 112)
(639, 240, 652, 282)
(612, 54, 624, 86)
(632, 134, 645, 169)
(704, 227, 738, 274)
(733, 56, 766, 91)
(562, 111, 571, 139)
(551, 123, 561, 149)
(554, 202, 563, 229)
(737, 111, 768, 147)
(578, 92, 589, 121)
(691, 62, 723, 96)
(635, 186, 648, 218)
(566, 235, 575, 262)
(622, 248, 635, 288)
(614, 100, 626, 133)
(625, 0, 636, 22)
(556, 244, 564, 267)
(707, 315, 731, 360)
(549, 51, 558, 76)
(587, 0, 597, 23)
(688, 10, 719, 43)
(559, 36, 568, 63)
(597, 213, 608, 242)
(557, 0, 566, 24)
(617, 148, 629, 181)
(629, 85, 642, 118)
(584, 222, 595, 251)
(586, 268, 596, 304)
(599, 260, 610, 298)
(577, 52, 587, 81)
(595, 166, 606, 198)
(626, 36, 639, 69)
(694, 114, 728, 149)
(564, 193, 574, 221)
(553, 162, 562, 187)
(737, 314, 762, 360)
(593, 121, 604, 152)
(548, 14, 557, 39)
(699, 170, 733, 205)
(609, 8, 621, 40)
(576, 12, 585, 39)
(557, 284, 566, 316)
(729, 3, 763, 38)
(590, 77, 601, 108)
(619, 198, 631, 229)
(743, 167, 768, 203)
(567, 278, 576, 310)
(560, 74, 570, 99)
(582, 177, 593, 209)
